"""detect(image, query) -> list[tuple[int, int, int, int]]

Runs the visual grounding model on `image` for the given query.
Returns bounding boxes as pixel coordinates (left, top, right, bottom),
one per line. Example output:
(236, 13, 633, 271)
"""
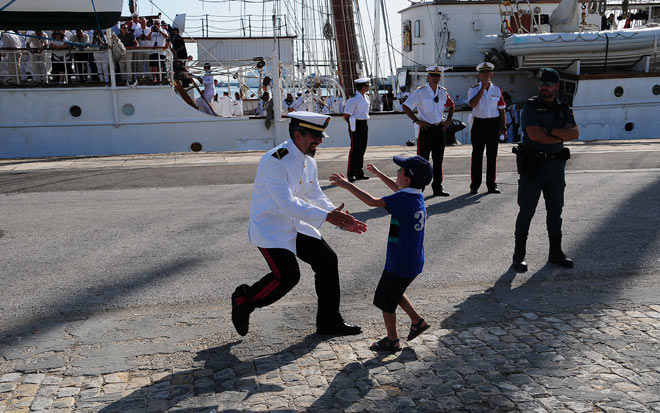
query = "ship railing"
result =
(0, 47, 174, 86)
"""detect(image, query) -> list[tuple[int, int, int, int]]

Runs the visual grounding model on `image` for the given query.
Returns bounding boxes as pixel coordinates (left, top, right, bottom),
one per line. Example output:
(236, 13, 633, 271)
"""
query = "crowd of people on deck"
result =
(0, 13, 187, 85)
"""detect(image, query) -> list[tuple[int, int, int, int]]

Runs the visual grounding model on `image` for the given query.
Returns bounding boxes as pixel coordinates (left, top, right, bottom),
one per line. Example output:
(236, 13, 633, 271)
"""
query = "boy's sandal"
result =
(407, 318, 430, 341)
(369, 337, 401, 352)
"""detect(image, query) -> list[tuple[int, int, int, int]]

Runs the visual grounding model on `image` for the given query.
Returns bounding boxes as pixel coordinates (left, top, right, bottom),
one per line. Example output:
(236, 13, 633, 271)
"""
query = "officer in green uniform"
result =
(512, 68, 579, 272)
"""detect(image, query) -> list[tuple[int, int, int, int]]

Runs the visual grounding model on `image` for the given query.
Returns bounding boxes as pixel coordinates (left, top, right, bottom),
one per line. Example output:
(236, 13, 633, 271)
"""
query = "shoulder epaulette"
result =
(416, 85, 424, 90)
(438, 85, 447, 91)
(527, 96, 539, 103)
(272, 148, 289, 159)
(470, 83, 479, 88)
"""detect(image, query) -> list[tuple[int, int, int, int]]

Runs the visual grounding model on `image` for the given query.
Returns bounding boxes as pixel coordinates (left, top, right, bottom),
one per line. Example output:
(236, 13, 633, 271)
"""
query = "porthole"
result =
(122, 103, 135, 116)
(69, 105, 82, 117)
(653, 85, 660, 95)
(624, 122, 634, 132)
(613, 86, 624, 97)
(190, 142, 203, 152)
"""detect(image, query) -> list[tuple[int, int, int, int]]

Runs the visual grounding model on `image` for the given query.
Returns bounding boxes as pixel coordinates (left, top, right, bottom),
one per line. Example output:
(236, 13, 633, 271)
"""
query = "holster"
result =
(512, 144, 538, 177)
(559, 147, 571, 161)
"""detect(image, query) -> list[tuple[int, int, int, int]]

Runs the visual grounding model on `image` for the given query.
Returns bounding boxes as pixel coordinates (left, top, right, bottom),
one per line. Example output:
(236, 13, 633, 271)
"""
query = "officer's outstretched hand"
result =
(326, 203, 367, 234)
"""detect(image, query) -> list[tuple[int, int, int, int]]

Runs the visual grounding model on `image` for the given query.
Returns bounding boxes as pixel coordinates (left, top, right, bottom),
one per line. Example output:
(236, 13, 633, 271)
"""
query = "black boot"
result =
(512, 236, 528, 272)
(549, 233, 574, 268)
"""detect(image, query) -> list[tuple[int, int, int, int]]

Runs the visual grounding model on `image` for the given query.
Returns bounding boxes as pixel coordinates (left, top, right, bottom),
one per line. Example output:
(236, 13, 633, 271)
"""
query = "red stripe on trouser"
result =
(415, 126, 420, 156)
(347, 127, 354, 175)
(242, 248, 282, 304)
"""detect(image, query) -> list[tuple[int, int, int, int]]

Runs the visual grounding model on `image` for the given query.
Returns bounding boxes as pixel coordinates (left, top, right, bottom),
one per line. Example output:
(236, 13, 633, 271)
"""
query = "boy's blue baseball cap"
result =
(393, 155, 433, 187)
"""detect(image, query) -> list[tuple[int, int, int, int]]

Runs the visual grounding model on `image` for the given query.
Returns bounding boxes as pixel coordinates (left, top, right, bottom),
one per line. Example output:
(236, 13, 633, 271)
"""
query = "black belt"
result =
(536, 151, 562, 161)
(474, 117, 499, 120)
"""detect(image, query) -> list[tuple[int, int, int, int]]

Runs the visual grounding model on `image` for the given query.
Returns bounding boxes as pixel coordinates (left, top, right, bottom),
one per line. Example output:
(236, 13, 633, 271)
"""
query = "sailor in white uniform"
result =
(402, 66, 455, 196)
(467, 62, 507, 194)
(343, 77, 371, 182)
(231, 111, 367, 337)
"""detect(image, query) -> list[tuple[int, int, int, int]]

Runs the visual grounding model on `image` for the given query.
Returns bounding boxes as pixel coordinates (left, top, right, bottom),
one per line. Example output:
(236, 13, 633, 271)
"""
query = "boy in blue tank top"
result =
(330, 155, 433, 352)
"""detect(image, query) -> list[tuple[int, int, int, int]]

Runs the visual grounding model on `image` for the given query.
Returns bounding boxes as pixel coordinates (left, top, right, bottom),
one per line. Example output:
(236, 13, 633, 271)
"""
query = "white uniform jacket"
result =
(403, 84, 454, 125)
(248, 140, 335, 254)
(467, 82, 506, 119)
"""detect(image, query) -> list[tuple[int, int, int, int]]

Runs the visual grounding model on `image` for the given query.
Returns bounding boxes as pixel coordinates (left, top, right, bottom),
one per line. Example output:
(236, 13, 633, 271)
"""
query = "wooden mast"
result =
(331, 0, 360, 97)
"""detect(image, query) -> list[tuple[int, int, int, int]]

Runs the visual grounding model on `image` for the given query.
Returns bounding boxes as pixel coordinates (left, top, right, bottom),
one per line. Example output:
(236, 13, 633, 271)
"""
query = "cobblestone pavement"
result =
(2, 271, 660, 413)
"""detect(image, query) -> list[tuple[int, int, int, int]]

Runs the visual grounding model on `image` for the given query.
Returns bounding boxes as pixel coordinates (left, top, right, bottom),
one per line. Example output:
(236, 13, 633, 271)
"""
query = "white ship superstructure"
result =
(396, 0, 660, 141)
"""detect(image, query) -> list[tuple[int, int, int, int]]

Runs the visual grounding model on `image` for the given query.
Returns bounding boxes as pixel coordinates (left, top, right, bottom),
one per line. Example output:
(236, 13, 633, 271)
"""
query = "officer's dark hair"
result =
(289, 122, 307, 139)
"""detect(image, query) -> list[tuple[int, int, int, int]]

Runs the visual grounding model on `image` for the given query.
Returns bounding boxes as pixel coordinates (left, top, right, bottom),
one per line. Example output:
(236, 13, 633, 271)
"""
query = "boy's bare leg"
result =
(399, 294, 425, 325)
(383, 311, 398, 340)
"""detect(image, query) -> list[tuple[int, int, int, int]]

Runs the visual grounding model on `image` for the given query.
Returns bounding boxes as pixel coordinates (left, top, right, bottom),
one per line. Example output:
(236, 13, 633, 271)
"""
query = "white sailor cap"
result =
(426, 66, 444, 74)
(288, 111, 331, 138)
(354, 77, 371, 84)
(476, 62, 495, 72)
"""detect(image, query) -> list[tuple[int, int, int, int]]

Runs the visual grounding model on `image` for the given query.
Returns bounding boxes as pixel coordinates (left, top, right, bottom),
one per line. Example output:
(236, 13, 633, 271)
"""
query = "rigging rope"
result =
(0, 0, 17, 12)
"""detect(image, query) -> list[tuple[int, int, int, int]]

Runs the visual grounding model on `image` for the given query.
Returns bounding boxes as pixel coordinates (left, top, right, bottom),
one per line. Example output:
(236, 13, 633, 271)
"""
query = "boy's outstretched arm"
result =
(366, 164, 400, 192)
(329, 173, 387, 208)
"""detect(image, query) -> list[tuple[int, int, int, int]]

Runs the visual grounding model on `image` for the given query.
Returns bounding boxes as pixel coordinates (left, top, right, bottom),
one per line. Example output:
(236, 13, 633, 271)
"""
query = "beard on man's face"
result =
(539, 88, 554, 99)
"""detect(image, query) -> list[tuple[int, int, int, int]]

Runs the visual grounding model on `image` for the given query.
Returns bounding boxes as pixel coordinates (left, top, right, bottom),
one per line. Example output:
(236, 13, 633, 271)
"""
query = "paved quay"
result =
(1, 140, 660, 412)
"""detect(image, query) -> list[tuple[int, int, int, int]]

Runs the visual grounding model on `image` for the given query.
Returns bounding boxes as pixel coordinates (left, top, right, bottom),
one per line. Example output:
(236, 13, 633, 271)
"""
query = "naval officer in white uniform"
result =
(231, 111, 367, 337)
(467, 61, 507, 194)
(402, 66, 455, 196)
(343, 77, 371, 182)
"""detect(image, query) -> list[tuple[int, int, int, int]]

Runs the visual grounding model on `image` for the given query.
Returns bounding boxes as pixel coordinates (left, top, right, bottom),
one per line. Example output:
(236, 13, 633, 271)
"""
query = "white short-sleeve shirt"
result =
(403, 84, 454, 124)
(467, 82, 506, 119)
(343, 92, 370, 120)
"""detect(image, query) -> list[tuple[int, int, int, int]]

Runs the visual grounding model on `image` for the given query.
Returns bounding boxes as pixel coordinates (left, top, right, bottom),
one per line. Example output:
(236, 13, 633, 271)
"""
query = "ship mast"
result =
(331, 0, 361, 96)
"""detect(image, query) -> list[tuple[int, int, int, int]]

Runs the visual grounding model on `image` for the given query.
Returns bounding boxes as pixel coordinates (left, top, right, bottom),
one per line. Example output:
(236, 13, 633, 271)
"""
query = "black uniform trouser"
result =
(347, 120, 368, 177)
(515, 159, 566, 238)
(470, 117, 500, 191)
(234, 233, 341, 327)
(417, 123, 445, 192)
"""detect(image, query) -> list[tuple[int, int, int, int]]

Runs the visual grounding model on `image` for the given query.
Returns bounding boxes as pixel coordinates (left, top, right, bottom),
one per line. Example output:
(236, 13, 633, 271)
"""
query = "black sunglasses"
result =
(433, 96, 439, 103)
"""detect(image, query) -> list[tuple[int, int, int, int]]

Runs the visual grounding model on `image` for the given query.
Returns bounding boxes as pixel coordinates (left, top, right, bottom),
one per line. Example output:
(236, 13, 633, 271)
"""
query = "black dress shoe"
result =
(348, 175, 356, 183)
(469, 188, 478, 195)
(512, 258, 528, 272)
(316, 321, 362, 336)
(487, 188, 501, 194)
(356, 175, 370, 181)
(549, 255, 574, 268)
(231, 290, 250, 336)
(433, 190, 450, 197)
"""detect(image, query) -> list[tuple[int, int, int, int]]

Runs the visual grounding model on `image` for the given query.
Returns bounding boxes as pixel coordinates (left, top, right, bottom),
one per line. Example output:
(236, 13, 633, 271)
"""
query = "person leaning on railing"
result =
(0, 30, 22, 84)
(28, 30, 49, 84)
(118, 24, 138, 83)
(91, 30, 109, 83)
(50, 30, 73, 84)
(134, 16, 150, 81)
(144, 19, 169, 83)
(68, 29, 90, 83)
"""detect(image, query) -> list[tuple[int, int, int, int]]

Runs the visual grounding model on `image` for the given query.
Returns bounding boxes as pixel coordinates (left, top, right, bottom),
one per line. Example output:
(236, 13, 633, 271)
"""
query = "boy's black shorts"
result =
(373, 270, 414, 313)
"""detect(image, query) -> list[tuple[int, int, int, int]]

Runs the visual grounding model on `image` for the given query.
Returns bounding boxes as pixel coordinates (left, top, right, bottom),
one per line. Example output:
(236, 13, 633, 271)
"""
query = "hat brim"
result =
(392, 155, 407, 167)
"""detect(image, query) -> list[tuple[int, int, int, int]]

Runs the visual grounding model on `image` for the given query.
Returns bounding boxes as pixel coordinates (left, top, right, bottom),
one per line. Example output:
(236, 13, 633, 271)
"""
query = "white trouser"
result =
(119, 50, 134, 81)
(93, 51, 109, 82)
(30, 53, 47, 82)
(6, 52, 21, 83)
(20, 52, 32, 80)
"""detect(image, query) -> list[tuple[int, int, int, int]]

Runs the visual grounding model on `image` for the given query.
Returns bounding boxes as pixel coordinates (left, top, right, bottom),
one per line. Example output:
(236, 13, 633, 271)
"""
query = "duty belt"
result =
(536, 151, 562, 161)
